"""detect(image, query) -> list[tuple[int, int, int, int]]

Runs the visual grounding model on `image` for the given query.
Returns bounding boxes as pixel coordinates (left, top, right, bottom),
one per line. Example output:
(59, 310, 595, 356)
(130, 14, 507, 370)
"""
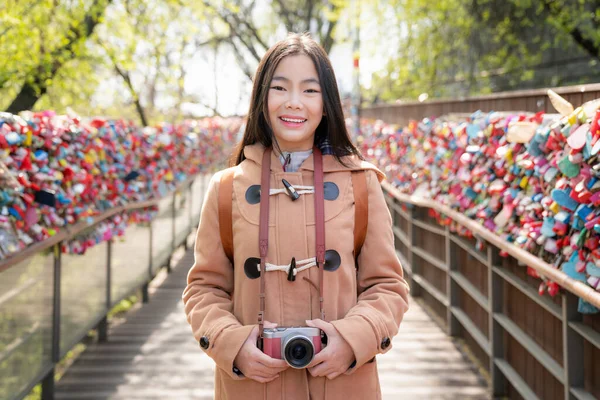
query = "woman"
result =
(183, 32, 409, 399)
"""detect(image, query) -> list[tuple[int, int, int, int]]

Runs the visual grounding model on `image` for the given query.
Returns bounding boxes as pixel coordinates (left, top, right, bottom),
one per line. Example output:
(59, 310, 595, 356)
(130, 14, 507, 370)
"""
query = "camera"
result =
(262, 327, 325, 368)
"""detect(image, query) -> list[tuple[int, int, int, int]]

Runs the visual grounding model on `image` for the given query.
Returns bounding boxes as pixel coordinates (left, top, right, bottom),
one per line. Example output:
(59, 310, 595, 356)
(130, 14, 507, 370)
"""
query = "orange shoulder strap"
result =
(218, 168, 235, 264)
(352, 171, 368, 261)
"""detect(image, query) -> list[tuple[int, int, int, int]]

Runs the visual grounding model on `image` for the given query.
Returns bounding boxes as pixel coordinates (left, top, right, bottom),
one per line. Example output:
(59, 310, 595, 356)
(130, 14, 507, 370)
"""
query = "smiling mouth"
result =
(280, 117, 307, 123)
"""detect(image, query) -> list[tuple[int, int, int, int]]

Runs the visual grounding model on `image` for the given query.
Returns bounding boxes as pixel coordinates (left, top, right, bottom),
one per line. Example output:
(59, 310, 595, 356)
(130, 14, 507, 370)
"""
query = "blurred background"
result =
(3, 0, 600, 124)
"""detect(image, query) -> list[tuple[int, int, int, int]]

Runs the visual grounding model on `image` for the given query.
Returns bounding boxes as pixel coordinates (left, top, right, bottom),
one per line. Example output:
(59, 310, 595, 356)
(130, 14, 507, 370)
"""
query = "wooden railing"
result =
(382, 182, 600, 400)
(361, 83, 600, 127)
(0, 174, 208, 400)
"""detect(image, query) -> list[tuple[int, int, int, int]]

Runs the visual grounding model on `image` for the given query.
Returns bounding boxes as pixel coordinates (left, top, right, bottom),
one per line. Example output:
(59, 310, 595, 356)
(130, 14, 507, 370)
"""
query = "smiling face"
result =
(267, 54, 324, 152)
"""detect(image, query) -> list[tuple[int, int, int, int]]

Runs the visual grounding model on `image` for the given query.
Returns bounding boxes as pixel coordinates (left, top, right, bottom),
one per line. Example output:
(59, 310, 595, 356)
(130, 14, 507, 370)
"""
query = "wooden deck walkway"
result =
(55, 245, 491, 400)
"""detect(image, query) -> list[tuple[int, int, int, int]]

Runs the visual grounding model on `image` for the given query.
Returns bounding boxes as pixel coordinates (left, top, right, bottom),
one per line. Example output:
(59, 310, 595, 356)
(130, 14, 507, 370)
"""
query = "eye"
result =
(270, 86, 285, 91)
(305, 89, 320, 93)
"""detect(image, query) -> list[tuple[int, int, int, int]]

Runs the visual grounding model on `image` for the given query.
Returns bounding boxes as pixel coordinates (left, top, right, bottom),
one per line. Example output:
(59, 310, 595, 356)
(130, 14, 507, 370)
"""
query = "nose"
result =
(285, 91, 303, 110)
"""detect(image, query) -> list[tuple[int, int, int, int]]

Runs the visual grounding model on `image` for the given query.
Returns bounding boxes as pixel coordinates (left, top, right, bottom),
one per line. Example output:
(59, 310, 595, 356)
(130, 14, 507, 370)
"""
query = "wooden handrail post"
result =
(488, 245, 506, 397)
(446, 226, 459, 336)
(409, 206, 421, 297)
(562, 291, 583, 399)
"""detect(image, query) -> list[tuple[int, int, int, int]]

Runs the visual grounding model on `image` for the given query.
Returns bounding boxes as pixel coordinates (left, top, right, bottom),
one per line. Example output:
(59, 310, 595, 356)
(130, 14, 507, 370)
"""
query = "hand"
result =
(305, 319, 355, 380)
(233, 321, 289, 383)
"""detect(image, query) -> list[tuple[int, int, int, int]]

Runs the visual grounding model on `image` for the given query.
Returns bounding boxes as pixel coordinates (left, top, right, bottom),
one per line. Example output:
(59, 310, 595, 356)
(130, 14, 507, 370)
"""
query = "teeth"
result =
(281, 117, 306, 123)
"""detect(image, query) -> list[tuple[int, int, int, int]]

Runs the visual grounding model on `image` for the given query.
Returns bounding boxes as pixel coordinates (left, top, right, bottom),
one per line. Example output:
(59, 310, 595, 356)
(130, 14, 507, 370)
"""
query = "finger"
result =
(326, 370, 343, 380)
(249, 374, 279, 384)
(256, 352, 288, 368)
(263, 320, 278, 329)
(308, 362, 332, 377)
(254, 360, 287, 376)
(306, 345, 330, 369)
(305, 319, 332, 333)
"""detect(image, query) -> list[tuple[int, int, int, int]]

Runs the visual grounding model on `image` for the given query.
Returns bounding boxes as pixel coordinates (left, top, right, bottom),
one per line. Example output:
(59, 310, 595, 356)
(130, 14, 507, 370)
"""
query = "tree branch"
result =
(6, 0, 114, 113)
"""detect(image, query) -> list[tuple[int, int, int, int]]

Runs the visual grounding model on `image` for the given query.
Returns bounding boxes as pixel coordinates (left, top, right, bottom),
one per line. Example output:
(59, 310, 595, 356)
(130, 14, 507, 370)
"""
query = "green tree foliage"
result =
(1, 0, 349, 121)
(366, 0, 600, 104)
(2, 0, 114, 114)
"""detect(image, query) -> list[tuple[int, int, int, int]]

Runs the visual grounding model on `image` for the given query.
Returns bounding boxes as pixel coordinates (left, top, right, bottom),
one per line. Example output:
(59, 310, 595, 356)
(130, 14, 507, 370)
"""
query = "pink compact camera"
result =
(262, 327, 324, 368)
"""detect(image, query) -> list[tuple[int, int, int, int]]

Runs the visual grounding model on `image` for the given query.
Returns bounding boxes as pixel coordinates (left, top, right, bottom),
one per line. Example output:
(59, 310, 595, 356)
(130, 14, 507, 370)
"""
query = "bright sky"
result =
(94, 2, 399, 118)
(179, 2, 398, 117)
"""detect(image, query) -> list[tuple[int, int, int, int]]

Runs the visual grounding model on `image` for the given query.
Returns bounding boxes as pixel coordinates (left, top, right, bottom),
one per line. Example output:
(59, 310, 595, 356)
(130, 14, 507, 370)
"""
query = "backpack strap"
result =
(218, 168, 235, 264)
(352, 171, 368, 262)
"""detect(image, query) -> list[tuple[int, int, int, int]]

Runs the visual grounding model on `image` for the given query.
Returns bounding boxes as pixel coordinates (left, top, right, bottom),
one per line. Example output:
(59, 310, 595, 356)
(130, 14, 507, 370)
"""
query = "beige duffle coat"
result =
(183, 144, 410, 399)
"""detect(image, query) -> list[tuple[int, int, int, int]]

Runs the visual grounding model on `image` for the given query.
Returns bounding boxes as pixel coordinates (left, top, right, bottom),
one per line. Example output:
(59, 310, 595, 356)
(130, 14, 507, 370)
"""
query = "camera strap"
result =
(257, 146, 326, 344)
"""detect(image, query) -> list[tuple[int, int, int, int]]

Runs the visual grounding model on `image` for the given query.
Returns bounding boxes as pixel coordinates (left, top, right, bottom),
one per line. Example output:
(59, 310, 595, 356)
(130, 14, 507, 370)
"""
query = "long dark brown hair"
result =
(231, 32, 363, 166)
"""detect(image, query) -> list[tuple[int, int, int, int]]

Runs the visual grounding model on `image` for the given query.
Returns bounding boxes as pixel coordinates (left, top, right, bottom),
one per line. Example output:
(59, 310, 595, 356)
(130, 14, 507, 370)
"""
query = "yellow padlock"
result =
(519, 176, 528, 189)
(549, 202, 560, 214)
(24, 129, 32, 147)
(59, 159, 67, 167)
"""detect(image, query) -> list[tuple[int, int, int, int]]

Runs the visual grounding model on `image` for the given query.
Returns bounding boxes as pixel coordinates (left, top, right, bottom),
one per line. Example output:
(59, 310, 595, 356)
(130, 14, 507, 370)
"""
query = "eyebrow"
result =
(272, 76, 320, 85)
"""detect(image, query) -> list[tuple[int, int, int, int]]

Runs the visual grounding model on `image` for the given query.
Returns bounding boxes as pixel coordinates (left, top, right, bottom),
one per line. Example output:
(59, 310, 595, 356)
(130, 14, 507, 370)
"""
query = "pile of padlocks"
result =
(0, 110, 240, 259)
(358, 91, 600, 313)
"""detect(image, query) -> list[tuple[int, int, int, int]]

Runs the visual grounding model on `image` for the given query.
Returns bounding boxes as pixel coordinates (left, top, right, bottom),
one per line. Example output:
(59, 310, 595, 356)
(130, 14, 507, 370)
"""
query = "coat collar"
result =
(242, 143, 386, 182)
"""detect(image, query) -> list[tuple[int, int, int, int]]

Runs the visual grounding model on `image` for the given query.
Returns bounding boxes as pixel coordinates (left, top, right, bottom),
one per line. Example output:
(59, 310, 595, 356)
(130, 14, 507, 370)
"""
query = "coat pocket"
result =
(325, 360, 380, 400)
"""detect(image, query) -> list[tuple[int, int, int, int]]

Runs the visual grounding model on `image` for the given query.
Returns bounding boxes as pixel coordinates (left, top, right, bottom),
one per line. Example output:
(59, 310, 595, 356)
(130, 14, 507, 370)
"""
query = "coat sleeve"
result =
(330, 170, 410, 370)
(182, 171, 254, 380)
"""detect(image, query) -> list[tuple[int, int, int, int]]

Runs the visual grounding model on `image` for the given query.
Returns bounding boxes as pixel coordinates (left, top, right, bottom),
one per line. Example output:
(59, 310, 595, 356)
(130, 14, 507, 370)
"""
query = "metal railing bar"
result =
(450, 271, 489, 312)
(393, 226, 410, 248)
(570, 387, 598, 400)
(450, 306, 491, 355)
(449, 235, 489, 267)
(412, 273, 449, 306)
(382, 182, 600, 309)
(494, 359, 540, 400)
(0, 322, 40, 364)
(412, 218, 447, 237)
(569, 322, 600, 350)
(494, 313, 565, 384)
(0, 277, 39, 307)
(492, 266, 562, 320)
(412, 246, 448, 272)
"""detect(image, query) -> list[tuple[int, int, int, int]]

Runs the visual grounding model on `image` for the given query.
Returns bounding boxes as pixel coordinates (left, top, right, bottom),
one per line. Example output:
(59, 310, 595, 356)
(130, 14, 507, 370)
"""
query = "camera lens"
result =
(283, 336, 314, 368)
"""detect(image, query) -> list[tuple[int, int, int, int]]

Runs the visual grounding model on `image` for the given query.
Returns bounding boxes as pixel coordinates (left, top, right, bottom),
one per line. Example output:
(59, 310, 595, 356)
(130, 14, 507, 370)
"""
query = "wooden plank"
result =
(450, 235, 488, 267)
(493, 266, 562, 319)
(494, 358, 540, 400)
(396, 250, 412, 275)
(570, 387, 598, 400)
(413, 246, 448, 272)
(413, 273, 449, 306)
(495, 313, 565, 384)
(569, 321, 600, 350)
(450, 271, 489, 312)
(451, 306, 491, 355)
(393, 226, 410, 247)
(412, 219, 447, 237)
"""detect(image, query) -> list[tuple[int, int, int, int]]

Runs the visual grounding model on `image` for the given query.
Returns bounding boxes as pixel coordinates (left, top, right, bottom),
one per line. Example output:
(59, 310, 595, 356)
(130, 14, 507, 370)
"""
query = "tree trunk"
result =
(5, 0, 113, 114)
